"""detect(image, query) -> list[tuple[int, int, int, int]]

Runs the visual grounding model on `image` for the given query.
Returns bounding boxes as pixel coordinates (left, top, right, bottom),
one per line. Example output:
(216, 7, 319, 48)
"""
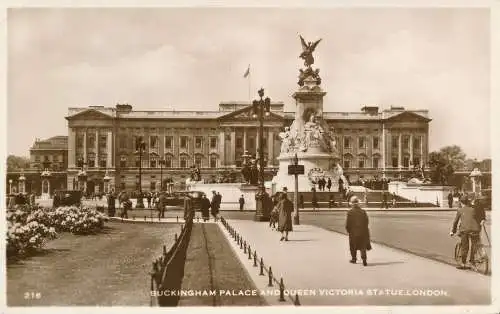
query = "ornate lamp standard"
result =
(251, 88, 271, 221)
(8, 179, 13, 195)
(135, 137, 146, 209)
(159, 158, 166, 191)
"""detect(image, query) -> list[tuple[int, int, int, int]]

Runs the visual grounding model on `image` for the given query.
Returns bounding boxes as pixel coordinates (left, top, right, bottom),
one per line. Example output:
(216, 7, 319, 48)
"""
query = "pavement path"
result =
(219, 219, 491, 306)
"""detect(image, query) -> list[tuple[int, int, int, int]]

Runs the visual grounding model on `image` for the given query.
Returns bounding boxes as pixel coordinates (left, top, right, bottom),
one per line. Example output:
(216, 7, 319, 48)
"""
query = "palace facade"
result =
(65, 102, 431, 194)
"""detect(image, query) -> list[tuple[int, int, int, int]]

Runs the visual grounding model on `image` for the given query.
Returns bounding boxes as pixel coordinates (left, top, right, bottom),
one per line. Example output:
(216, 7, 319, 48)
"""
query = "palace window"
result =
(358, 158, 365, 168)
(403, 156, 410, 168)
(413, 157, 421, 167)
(120, 156, 127, 168)
(195, 137, 203, 149)
(413, 137, 421, 150)
(35, 155, 41, 162)
(150, 136, 158, 149)
(236, 138, 243, 149)
(87, 157, 95, 168)
(358, 137, 365, 149)
(392, 157, 398, 168)
(210, 155, 217, 168)
(373, 157, 380, 169)
(165, 136, 173, 149)
(343, 137, 351, 149)
(180, 136, 188, 149)
(403, 137, 409, 150)
(343, 159, 351, 169)
(210, 137, 217, 149)
(88, 134, 95, 148)
(150, 181, 156, 191)
(76, 134, 84, 148)
(180, 155, 188, 168)
(392, 136, 399, 149)
(100, 135, 107, 148)
(99, 155, 107, 168)
(150, 158, 157, 168)
(165, 155, 172, 168)
(195, 155, 202, 168)
(119, 135, 127, 149)
(373, 137, 379, 150)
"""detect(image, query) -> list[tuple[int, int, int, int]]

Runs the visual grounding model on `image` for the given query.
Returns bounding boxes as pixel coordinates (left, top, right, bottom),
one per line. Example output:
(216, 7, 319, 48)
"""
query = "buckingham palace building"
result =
(65, 102, 430, 194)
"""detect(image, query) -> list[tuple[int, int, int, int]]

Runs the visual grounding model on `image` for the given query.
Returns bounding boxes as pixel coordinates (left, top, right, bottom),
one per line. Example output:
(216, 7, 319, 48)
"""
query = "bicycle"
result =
(453, 225, 490, 275)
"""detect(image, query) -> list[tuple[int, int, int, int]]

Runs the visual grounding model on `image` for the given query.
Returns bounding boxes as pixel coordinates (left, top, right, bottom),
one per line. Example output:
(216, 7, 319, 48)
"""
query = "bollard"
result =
(175, 233, 178, 242)
(244, 242, 247, 253)
(253, 251, 257, 267)
(248, 246, 252, 259)
(268, 267, 273, 287)
(163, 245, 167, 257)
(294, 293, 301, 305)
(279, 278, 285, 302)
(259, 258, 264, 275)
(181, 224, 184, 232)
(240, 238, 243, 249)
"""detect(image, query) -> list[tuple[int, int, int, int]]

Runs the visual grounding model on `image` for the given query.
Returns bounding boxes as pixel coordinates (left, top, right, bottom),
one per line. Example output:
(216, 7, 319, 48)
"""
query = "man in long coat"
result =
(277, 192, 294, 241)
(346, 196, 371, 266)
(201, 194, 211, 222)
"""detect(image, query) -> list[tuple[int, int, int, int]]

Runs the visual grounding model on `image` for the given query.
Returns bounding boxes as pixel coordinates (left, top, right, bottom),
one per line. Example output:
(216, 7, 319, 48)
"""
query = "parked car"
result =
(54, 190, 83, 207)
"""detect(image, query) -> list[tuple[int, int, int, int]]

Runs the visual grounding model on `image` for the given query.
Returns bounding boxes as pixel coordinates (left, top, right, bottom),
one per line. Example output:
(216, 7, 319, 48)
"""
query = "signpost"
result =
(288, 154, 304, 225)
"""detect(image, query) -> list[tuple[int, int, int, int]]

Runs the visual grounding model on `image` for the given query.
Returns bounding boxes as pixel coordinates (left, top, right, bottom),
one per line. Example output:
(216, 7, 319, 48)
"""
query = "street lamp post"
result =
(135, 137, 146, 209)
(8, 179, 13, 195)
(292, 153, 300, 225)
(159, 158, 165, 191)
(252, 88, 271, 221)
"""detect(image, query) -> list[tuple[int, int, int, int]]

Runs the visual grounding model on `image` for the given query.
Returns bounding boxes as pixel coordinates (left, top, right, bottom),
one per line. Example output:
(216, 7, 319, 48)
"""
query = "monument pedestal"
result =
(240, 184, 258, 212)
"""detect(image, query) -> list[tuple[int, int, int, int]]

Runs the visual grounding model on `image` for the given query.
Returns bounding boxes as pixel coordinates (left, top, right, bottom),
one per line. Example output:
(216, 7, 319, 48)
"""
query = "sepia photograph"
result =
(2, 3, 497, 313)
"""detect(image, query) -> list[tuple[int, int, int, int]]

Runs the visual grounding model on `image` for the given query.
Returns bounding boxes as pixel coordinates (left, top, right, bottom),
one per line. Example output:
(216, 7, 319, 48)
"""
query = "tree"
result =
(428, 145, 466, 185)
(7, 155, 30, 172)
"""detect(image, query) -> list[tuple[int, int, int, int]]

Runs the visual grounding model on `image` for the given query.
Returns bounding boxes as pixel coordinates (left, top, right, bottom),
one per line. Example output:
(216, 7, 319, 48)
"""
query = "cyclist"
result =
(450, 195, 485, 269)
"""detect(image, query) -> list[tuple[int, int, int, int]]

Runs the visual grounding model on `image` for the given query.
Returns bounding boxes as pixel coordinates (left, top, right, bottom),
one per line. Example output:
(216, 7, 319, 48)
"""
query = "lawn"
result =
(7, 221, 181, 306)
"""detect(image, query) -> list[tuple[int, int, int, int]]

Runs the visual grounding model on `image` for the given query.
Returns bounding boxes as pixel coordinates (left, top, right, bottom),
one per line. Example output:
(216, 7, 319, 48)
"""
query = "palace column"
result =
(268, 129, 274, 166)
(230, 129, 236, 165)
(409, 134, 414, 169)
(107, 129, 113, 168)
(219, 131, 225, 166)
(420, 135, 424, 167)
(243, 128, 247, 152)
(68, 127, 76, 168)
(83, 130, 87, 164)
(95, 129, 99, 168)
(398, 132, 402, 170)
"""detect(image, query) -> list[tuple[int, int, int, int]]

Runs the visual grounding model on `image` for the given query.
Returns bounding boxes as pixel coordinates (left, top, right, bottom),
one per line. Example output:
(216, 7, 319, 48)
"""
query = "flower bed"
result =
(6, 205, 108, 258)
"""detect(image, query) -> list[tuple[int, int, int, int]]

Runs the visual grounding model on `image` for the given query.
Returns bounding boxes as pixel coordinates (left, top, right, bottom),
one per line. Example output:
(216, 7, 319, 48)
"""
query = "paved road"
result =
(221, 210, 491, 268)
(7, 222, 180, 306)
(220, 220, 491, 305)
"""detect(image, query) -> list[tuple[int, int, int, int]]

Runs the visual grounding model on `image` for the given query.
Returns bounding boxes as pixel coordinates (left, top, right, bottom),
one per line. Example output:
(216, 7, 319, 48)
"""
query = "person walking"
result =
(239, 195, 245, 211)
(201, 194, 211, 222)
(158, 192, 167, 219)
(211, 191, 220, 221)
(107, 192, 116, 217)
(346, 196, 371, 266)
(450, 196, 485, 269)
(326, 178, 332, 192)
(381, 192, 388, 209)
(277, 192, 293, 241)
(147, 192, 152, 209)
(448, 192, 454, 209)
(311, 188, 318, 211)
(299, 194, 304, 209)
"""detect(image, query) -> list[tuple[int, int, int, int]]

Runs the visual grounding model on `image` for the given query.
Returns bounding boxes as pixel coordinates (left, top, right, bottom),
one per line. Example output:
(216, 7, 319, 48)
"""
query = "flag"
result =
(243, 64, 250, 78)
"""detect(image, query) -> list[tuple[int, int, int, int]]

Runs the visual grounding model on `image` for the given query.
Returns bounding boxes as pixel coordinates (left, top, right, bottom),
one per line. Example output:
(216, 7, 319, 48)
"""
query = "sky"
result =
(6, 7, 491, 159)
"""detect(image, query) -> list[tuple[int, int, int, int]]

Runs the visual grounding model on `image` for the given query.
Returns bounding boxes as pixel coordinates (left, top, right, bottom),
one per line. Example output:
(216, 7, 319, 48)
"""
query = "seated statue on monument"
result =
(300, 110, 327, 152)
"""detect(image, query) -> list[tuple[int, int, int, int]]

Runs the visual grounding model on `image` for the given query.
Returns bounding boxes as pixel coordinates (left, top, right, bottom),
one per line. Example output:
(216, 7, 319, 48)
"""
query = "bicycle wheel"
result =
(454, 242, 461, 264)
(474, 246, 489, 275)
